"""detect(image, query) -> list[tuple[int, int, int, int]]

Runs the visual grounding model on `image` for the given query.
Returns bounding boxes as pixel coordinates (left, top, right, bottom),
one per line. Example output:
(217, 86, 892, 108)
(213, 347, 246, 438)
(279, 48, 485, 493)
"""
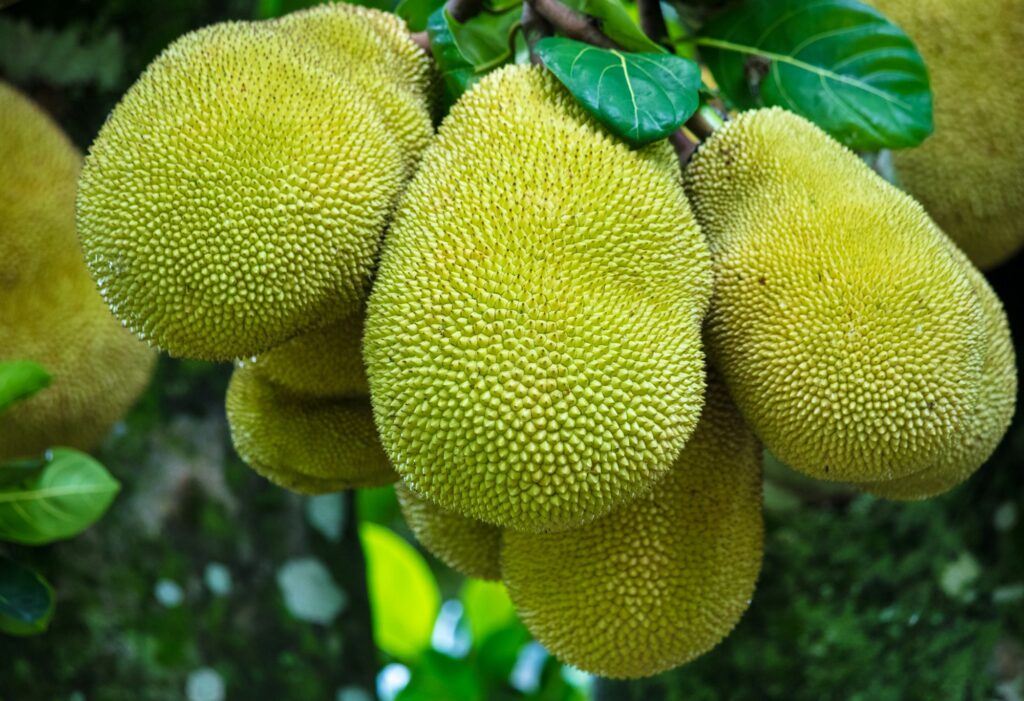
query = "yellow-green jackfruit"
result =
(364, 65, 713, 533)
(684, 108, 985, 483)
(869, 0, 1024, 269)
(271, 4, 433, 178)
(859, 244, 1016, 499)
(1, 85, 155, 460)
(501, 376, 763, 679)
(248, 308, 369, 399)
(76, 20, 424, 361)
(0, 82, 83, 285)
(225, 369, 396, 494)
(396, 481, 501, 581)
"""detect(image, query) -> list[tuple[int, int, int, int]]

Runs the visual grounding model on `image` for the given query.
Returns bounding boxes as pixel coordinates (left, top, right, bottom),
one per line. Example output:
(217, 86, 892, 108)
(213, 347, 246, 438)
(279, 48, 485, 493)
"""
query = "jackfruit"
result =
(396, 481, 501, 581)
(271, 4, 434, 177)
(364, 65, 713, 533)
(501, 376, 763, 679)
(859, 244, 1016, 499)
(684, 108, 985, 483)
(76, 20, 420, 361)
(868, 0, 1024, 269)
(0, 82, 82, 285)
(1, 85, 155, 460)
(248, 308, 369, 399)
(225, 368, 396, 494)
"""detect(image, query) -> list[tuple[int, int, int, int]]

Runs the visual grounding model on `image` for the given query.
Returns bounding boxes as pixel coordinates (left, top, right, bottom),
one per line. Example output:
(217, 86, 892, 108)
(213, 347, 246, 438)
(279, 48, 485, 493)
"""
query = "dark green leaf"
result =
(398, 650, 485, 701)
(0, 448, 120, 545)
(0, 458, 48, 488)
(427, 5, 522, 107)
(0, 556, 54, 636)
(697, 0, 932, 149)
(0, 361, 50, 415)
(537, 37, 701, 145)
(396, 0, 446, 31)
(0, 18, 125, 91)
(258, 0, 397, 16)
(560, 0, 664, 53)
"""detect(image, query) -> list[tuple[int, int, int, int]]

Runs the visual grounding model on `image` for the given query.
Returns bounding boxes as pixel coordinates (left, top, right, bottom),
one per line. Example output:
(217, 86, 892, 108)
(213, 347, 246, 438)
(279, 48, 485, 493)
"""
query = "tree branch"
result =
(447, 0, 485, 23)
(669, 129, 698, 166)
(638, 0, 669, 49)
(410, 30, 431, 53)
(527, 0, 622, 49)
(521, 1, 554, 64)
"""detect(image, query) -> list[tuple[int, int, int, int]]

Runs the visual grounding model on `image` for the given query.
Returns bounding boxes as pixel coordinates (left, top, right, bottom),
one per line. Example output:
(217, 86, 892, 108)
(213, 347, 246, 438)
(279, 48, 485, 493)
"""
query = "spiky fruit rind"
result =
(225, 369, 396, 494)
(77, 21, 406, 361)
(0, 82, 83, 286)
(365, 65, 713, 533)
(501, 377, 763, 679)
(248, 309, 369, 399)
(685, 107, 985, 483)
(860, 244, 1016, 499)
(396, 482, 502, 580)
(869, 0, 1024, 269)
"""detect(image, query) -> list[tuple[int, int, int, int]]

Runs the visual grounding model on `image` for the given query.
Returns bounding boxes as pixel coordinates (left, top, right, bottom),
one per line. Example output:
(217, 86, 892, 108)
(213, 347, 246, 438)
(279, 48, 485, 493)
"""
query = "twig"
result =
(528, 0, 622, 49)
(669, 129, 698, 166)
(521, 1, 554, 64)
(638, 0, 670, 49)
(685, 108, 720, 140)
(446, 0, 485, 23)
(410, 30, 431, 53)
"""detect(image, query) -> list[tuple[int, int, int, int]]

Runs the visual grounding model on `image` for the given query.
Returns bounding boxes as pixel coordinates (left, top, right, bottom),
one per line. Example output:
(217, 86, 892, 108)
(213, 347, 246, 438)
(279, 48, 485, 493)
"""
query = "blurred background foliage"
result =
(1, 0, 1022, 699)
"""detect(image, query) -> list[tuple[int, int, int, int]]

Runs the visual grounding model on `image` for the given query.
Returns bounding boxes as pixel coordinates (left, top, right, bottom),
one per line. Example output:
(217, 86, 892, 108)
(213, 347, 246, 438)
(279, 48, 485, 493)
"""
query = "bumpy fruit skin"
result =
(248, 309, 369, 399)
(0, 82, 83, 285)
(365, 65, 713, 533)
(860, 244, 1016, 499)
(1, 84, 155, 460)
(396, 482, 501, 580)
(502, 376, 763, 679)
(77, 21, 411, 361)
(271, 4, 434, 178)
(225, 369, 396, 494)
(685, 108, 985, 483)
(869, 0, 1024, 269)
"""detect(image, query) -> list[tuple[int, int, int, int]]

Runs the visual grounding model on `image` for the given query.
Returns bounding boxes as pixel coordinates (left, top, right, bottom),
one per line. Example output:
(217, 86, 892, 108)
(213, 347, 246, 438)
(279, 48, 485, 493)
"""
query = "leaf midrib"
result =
(0, 483, 117, 503)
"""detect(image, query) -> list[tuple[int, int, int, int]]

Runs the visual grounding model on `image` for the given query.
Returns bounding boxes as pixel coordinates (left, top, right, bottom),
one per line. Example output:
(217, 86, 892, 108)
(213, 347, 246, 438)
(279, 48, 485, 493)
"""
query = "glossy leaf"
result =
(460, 579, 517, 645)
(360, 523, 441, 661)
(561, 0, 664, 53)
(0, 556, 54, 636)
(697, 0, 932, 149)
(537, 37, 701, 145)
(0, 448, 120, 545)
(395, 0, 445, 32)
(0, 458, 47, 488)
(0, 360, 50, 414)
(427, 5, 521, 107)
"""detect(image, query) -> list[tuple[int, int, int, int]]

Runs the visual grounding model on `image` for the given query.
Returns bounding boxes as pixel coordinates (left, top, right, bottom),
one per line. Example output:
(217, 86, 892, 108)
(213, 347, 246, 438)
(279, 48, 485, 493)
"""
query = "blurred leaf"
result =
(697, 0, 932, 149)
(0, 458, 47, 488)
(0, 17, 124, 91)
(560, 0, 664, 53)
(460, 579, 517, 645)
(427, 4, 521, 107)
(398, 650, 485, 701)
(259, 0, 397, 17)
(0, 449, 121, 545)
(0, 361, 50, 415)
(357, 485, 401, 526)
(396, 0, 446, 31)
(360, 523, 441, 661)
(477, 625, 532, 682)
(0, 556, 54, 636)
(537, 37, 701, 145)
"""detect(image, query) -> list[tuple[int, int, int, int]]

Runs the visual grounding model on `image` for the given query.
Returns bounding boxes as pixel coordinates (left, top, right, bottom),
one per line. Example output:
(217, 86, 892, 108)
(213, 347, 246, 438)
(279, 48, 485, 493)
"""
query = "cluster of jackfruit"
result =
(75, 5, 1019, 679)
(0, 83, 155, 462)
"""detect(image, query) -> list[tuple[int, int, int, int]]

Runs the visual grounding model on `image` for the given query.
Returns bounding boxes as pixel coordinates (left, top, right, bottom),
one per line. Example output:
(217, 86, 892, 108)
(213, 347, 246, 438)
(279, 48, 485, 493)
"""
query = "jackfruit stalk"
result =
(364, 64, 713, 533)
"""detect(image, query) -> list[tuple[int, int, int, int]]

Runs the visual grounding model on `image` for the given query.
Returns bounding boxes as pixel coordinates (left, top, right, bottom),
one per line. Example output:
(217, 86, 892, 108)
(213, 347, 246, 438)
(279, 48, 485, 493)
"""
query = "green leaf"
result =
(0, 18, 125, 91)
(396, 0, 446, 32)
(427, 5, 521, 107)
(537, 37, 702, 145)
(460, 579, 517, 645)
(360, 523, 441, 661)
(697, 0, 932, 150)
(398, 650, 485, 701)
(0, 458, 47, 488)
(0, 449, 121, 545)
(0, 556, 54, 636)
(560, 0, 665, 53)
(0, 361, 50, 414)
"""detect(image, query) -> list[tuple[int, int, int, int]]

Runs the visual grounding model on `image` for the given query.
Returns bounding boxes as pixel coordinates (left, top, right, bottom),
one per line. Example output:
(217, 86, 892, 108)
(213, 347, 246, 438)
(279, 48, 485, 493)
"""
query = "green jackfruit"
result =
(859, 244, 1016, 499)
(0, 82, 82, 285)
(1, 85, 155, 460)
(501, 376, 763, 679)
(684, 108, 985, 483)
(225, 369, 396, 494)
(271, 4, 433, 178)
(365, 65, 713, 533)
(396, 481, 501, 581)
(869, 0, 1024, 269)
(248, 308, 368, 399)
(77, 20, 427, 361)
